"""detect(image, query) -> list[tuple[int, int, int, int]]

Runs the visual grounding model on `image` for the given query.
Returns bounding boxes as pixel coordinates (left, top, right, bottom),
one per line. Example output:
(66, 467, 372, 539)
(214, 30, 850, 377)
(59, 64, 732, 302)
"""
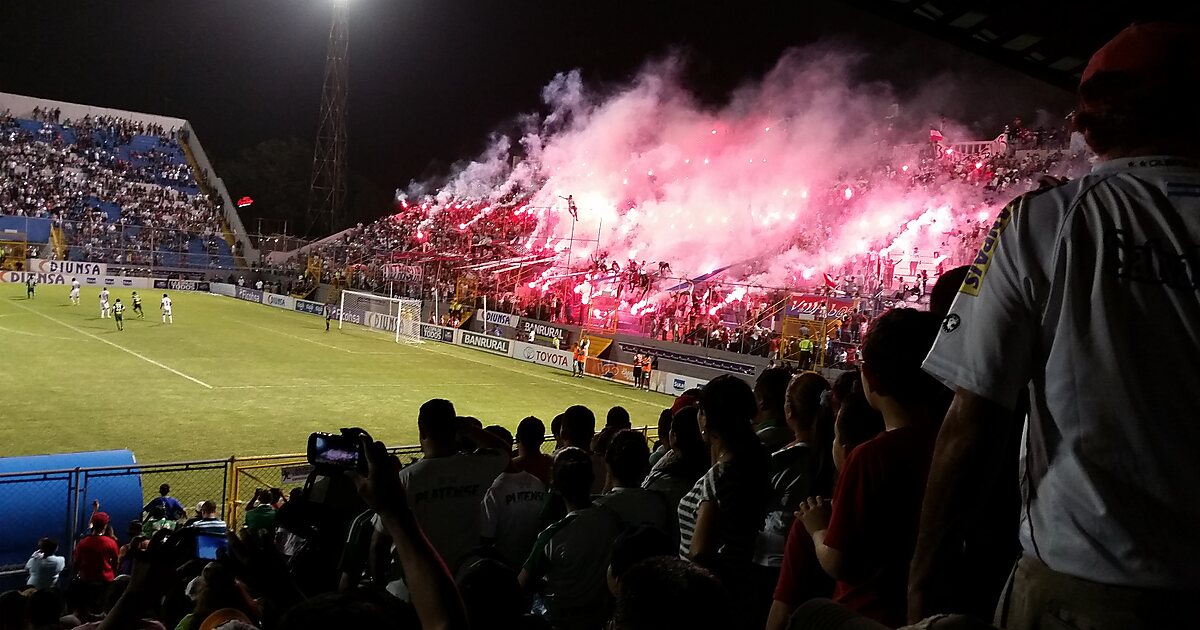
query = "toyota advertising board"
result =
(513, 340, 572, 372)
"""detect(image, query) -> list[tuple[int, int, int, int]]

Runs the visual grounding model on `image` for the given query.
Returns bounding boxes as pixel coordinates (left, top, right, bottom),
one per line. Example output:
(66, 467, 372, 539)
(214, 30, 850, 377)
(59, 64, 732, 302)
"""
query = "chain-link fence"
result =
(1, 428, 661, 589)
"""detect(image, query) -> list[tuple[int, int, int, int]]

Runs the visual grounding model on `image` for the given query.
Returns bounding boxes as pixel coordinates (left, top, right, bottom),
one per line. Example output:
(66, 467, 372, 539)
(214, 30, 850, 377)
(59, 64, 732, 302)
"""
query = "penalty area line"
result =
(8, 300, 213, 389)
(233, 319, 394, 355)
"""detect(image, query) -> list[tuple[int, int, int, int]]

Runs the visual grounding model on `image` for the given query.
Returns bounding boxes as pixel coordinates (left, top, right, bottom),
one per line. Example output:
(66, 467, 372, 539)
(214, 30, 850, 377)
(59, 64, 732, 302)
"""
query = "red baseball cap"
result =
(1081, 22, 1200, 86)
(91, 512, 110, 527)
(670, 393, 699, 415)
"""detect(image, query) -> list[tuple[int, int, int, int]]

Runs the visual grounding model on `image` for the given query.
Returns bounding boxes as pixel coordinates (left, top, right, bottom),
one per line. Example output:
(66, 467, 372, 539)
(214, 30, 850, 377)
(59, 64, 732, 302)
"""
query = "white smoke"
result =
(398, 44, 1062, 289)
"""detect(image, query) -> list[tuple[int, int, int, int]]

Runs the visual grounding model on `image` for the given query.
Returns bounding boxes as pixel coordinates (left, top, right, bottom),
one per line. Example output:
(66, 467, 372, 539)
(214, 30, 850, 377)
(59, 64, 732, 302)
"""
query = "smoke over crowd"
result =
(396, 45, 1078, 292)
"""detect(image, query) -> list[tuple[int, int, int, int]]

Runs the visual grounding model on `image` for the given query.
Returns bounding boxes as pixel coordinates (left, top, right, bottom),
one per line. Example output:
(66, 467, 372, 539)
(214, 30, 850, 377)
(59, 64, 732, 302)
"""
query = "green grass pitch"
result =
(1, 284, 671, 463)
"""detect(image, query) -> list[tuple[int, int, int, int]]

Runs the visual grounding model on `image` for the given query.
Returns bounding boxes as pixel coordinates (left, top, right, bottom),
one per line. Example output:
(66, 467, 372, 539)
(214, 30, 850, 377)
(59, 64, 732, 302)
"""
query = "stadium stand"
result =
(0, 92, 257, 275)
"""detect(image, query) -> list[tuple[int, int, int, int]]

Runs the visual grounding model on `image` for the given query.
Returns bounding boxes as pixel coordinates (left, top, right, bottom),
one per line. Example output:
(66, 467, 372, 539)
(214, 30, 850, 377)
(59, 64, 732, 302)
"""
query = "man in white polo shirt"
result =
(380, 399, 509, 574)
(909, 23, 1200, 628)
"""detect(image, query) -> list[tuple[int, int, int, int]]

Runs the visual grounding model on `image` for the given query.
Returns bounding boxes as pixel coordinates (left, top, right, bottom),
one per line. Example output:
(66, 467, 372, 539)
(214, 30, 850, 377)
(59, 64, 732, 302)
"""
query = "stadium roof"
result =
(843, 1, 1200, 90)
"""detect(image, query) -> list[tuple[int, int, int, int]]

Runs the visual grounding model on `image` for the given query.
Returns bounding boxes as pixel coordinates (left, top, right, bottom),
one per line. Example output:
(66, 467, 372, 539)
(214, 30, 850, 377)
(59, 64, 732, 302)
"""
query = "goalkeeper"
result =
(325, 303, 334, 332)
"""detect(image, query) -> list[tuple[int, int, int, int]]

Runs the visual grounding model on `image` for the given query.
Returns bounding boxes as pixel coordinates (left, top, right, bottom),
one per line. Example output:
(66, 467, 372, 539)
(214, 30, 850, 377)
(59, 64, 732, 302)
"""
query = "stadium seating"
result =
(0, 111, 235, 270)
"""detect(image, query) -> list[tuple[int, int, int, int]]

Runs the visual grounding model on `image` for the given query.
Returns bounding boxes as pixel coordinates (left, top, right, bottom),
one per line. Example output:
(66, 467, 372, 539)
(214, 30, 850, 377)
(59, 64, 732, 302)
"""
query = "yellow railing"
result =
(50, 225, 68, 259)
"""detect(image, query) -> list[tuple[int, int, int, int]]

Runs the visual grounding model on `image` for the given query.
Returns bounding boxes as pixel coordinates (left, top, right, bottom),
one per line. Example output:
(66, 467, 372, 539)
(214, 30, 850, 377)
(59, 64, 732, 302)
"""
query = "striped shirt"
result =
(113, 303, 125, 316)
(677, 460, 769, 563)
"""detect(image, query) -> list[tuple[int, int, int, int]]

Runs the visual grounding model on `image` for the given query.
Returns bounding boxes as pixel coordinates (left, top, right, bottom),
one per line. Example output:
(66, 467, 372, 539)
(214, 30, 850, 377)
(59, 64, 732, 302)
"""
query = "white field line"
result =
(8, 299, 213, 389)
(216, 383, 505, 390)
(231, 303, 667, 409)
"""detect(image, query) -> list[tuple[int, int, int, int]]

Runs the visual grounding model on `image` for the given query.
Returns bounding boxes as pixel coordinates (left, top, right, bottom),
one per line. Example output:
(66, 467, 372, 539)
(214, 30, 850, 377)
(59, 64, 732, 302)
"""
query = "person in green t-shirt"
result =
(141, 504, 177, 537)
(244, 488, 280, 531)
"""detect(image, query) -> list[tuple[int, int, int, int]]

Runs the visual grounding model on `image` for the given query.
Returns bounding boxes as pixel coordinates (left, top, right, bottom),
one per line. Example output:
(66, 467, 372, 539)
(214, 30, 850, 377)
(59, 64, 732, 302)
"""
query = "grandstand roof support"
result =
(307, 0, 350, 236)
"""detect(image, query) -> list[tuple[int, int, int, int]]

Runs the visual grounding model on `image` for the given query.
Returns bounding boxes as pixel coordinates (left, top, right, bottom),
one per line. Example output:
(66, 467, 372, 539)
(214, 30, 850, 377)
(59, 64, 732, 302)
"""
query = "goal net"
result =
(338, 290, 423, 343)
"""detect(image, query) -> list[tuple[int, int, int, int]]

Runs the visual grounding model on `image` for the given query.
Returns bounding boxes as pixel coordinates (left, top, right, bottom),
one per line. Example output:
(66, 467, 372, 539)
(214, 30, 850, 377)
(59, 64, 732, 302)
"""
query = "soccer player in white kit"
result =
(69, 278, 80, 305)
(99, 288, 111, 318)
(160, 293, 173, 323)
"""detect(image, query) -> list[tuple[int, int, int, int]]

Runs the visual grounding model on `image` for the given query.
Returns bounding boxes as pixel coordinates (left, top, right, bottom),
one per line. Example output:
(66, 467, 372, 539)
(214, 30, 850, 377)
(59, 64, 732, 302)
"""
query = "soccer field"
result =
(0, 284, 670, 463)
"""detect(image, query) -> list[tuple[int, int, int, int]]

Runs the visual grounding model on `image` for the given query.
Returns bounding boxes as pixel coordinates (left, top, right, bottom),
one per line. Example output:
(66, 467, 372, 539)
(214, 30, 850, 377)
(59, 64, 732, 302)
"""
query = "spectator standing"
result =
(73, 512, 118, 585)
(142, 484, 185, 521)
(595, 430, 668, 532)
(513, 416, 553, 485)
(25, 538, 65, 590)
(796, 309, 942, 627)
(187, 501, 228, 535)
(592, 406, 632, 457)
(754, 367, 795, 454)
(911, 23, 1200, 628)
(480, 429, 548, 570)
(768, 382, 883, 630)
(753, 372, 832, 608)
(647, 409, 672, 468)
(557, 405, 607, 495)
(641, 407, 709, 544)
(520, 447, 620, 630)
(610, 557, 735, 630)
(140, 505, 176, 537)
(386, 399, 509, 573)
(677, 375, 770, 620)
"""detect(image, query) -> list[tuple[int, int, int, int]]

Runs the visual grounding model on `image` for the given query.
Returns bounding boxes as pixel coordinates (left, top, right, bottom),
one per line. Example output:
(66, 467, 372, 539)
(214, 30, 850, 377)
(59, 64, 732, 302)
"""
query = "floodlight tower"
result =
(307, 0, 350, 236)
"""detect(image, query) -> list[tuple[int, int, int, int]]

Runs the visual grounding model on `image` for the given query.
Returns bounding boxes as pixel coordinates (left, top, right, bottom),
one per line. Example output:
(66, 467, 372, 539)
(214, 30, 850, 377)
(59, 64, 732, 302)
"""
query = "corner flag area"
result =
(1, 285, 668, 461)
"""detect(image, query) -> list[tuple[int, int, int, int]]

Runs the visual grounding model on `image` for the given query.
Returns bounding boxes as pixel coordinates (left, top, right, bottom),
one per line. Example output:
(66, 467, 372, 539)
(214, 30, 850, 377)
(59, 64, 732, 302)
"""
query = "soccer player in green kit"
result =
(113, 299, 126, 331)
(131, 292, 144, 319)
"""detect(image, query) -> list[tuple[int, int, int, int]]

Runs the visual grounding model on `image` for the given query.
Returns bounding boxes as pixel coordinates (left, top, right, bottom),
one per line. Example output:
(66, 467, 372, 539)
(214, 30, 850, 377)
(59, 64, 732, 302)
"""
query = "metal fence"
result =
(0, 427, 660, 588)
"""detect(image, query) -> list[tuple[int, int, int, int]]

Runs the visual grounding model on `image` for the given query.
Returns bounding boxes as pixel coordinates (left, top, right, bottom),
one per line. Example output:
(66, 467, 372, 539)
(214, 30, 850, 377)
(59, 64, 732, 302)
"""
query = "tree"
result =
(217, 138, 311, 234)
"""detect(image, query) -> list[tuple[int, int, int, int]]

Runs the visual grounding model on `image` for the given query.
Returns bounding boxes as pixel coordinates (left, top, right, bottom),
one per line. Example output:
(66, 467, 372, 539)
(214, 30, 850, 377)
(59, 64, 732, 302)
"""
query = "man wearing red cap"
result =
(910, 23, 1200, 628)
(73, 512, 119, 584)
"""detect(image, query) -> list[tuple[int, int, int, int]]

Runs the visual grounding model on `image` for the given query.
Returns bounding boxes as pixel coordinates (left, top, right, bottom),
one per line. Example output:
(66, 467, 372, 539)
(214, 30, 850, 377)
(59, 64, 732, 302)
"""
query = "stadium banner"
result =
(381, 263, 422, 283)
(153, 279, 211, 292)
(420, 323, 456, 344)
(518, 319, 571, 346)
(459, 330, 512, 356)
(512, 340, 573, 372)
(483, 310, 520, 329)
(263, 292, 294, 311)
(235, 287, 263, 304)
(618, 341, 757, 376)
(209, 282, 236, 297)
(1, 271, 152, 288)
(362, 310, 398, 333)
(295, 299, 326, 317)
(26, 258, 107, 277)
(584, 357, 637, 385)
(655, 372, 709, 396)
(785, 294, 858, 320)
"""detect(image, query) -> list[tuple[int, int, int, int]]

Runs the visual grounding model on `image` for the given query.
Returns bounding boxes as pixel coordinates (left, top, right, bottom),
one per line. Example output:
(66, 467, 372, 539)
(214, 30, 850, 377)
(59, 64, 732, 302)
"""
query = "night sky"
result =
(1, 1, 1078, 209)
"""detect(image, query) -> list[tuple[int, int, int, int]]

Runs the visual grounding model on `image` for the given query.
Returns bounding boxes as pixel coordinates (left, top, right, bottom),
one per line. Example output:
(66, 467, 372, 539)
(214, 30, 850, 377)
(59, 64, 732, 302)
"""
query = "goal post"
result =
(338, 290, 423, 343)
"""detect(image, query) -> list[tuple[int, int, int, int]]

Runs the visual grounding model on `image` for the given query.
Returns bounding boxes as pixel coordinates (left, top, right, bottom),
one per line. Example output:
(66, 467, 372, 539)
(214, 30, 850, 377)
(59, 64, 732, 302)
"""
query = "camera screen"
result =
(312, 434, 360, 467)
(195, 533, 228, 560)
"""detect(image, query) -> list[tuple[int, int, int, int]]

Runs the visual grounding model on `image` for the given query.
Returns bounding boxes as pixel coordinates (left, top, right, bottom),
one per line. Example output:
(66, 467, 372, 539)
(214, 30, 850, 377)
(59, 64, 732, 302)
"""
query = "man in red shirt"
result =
(73, 512, 119, 583)
(795, 309, 945, 627)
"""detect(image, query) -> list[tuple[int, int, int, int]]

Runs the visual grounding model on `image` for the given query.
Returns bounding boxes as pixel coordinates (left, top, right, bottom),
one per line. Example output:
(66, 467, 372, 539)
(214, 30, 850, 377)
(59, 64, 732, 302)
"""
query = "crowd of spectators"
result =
(273, 118, 1083, 359)
(3, 304, 994, 630)
(0, 110, 233, 270)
